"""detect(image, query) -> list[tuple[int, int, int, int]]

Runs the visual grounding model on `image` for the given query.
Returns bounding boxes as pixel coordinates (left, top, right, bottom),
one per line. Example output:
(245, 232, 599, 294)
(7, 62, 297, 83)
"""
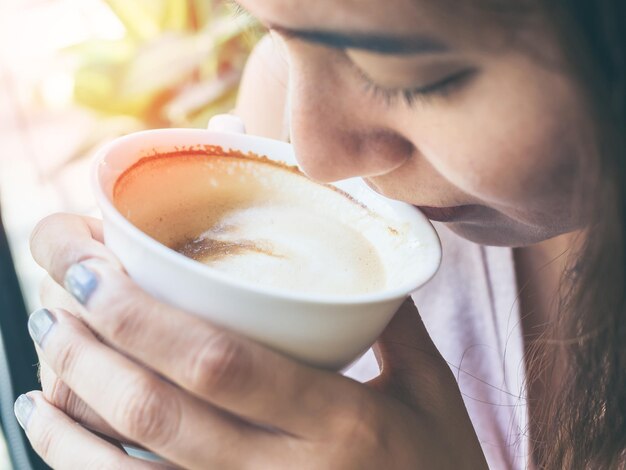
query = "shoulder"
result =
(235, 34, 289, 140)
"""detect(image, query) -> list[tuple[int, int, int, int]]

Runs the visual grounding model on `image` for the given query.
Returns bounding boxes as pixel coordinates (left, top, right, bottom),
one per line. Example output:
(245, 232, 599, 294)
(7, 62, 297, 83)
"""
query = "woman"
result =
(15, 0, 625, 468)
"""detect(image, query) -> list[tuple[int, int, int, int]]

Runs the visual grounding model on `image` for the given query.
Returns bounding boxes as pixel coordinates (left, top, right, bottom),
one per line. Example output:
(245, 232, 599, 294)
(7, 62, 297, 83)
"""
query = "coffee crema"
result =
(113, 146, 399, 296)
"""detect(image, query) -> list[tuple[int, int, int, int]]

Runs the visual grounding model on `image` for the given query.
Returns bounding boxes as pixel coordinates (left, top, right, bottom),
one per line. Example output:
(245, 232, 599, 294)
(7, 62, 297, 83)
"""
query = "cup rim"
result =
(92, 128, 442, 306)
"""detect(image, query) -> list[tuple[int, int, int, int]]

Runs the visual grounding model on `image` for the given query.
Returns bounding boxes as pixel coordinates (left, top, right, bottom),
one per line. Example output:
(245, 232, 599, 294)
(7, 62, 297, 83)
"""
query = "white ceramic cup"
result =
(92, 127, 441, 370)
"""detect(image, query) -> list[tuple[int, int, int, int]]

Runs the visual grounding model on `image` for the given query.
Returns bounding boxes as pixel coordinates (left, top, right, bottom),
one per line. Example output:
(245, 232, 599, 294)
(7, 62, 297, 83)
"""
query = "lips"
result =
(414, 205, 478, 222)
(363, 178, 480, 223)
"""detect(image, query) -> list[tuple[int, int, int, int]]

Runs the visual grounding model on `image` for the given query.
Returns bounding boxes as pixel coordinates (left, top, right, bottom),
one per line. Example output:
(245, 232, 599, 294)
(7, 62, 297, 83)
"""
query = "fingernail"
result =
(28, 308, 56, 347)
(14, 394, 34, 431)
(64, 263, 98, 305)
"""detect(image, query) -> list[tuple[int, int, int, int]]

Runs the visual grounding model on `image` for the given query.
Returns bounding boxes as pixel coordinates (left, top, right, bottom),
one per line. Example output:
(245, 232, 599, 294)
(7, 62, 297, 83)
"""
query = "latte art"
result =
(113, 147, 405, 296)
(175, 232, 281, 263)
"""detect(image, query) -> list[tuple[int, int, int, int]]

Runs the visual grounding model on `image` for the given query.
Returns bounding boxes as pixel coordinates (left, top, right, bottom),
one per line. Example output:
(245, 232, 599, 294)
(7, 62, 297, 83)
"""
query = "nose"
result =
(286, 53, 414, 182)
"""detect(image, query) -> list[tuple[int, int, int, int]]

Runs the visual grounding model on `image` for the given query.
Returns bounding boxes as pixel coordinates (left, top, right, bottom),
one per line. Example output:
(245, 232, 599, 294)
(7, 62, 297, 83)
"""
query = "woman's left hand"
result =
(18, 213, 486, 469)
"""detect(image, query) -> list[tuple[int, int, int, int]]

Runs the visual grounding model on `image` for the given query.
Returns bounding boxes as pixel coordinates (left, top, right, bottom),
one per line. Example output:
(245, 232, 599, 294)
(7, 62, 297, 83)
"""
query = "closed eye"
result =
(353, 66, 478, 107)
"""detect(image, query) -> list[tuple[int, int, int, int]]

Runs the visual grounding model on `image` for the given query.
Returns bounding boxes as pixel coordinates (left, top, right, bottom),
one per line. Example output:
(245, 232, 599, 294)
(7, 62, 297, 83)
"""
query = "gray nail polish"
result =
(64, 263, 98, 305)
(14, 394, 34, 431)
(28, 308, 56, 347)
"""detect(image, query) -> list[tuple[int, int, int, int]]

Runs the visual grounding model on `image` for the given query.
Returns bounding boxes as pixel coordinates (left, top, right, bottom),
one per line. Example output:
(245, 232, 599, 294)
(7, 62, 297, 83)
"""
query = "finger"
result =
(368, 299, 457, 408)
(63, 259, 360, 438)
(39, 358, 165, 456)
(30, 213, 121, 285)
(38, 275, 135, 444)
(14, 392, 169, 470)
(29, 307, 286, 469)
(38, 275, 179, 447)
(39, 357, 126, 442)
(40, 274, 84, 317)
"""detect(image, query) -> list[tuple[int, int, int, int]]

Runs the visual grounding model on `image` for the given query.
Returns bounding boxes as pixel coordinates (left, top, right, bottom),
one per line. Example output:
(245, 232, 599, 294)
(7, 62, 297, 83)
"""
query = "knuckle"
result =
(51, 243, 80, 285)
(54, 338, 84, 382)
(334, 393, 385, 451)
(43, 373, 70, 409)
(47, 379, 87, 422)
(30, 214, 60, 250)
(31, 214, 74, 279)
(115, 377, 180, 446)
(185, 330, 250, 397)
(105, 294, 145, 345)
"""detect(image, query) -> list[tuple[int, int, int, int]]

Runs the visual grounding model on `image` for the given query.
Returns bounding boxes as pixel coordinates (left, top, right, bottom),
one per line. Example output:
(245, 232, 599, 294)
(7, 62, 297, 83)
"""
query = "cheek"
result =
(416, 62, 589, 228)
(434, 118, 579, 212)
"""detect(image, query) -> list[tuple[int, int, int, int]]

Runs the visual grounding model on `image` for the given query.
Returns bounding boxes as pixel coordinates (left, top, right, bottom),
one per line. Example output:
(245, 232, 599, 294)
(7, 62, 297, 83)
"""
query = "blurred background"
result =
(0, 1, 260, 468)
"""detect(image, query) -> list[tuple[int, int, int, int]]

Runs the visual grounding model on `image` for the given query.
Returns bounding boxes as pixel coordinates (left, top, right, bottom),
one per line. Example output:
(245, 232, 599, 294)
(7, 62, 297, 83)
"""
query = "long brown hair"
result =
(486, 0, 626, 467)
(434, 0, 626, 466)
(536, 1, 626, 467)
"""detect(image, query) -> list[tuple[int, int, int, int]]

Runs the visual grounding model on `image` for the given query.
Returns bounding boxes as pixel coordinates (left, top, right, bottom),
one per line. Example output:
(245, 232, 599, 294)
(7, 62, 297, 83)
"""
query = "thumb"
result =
(369, 298, 455, 407)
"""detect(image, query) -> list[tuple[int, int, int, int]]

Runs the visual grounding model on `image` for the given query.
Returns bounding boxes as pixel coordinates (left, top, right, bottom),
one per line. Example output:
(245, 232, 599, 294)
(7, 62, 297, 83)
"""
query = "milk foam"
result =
(113, 151, 405, 296)
(184, 206, 384, 294)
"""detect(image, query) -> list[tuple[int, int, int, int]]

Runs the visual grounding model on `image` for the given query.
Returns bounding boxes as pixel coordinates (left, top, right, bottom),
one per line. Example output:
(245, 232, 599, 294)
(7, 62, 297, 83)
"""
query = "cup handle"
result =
(207, 114, 247, 134)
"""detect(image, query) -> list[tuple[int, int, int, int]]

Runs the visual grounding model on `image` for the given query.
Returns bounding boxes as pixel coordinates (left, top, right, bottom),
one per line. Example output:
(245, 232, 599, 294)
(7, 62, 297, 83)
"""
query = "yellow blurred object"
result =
(59, 0, 261, 164)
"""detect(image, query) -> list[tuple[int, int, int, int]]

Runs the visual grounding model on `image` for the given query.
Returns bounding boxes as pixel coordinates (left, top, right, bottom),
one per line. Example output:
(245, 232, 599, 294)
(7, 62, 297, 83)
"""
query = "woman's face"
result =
(238, 0, 592, 246)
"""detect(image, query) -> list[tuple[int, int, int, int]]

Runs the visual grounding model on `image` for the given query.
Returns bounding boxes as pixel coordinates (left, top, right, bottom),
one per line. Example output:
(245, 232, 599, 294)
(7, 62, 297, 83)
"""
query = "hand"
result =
(17, 212, 488, 469)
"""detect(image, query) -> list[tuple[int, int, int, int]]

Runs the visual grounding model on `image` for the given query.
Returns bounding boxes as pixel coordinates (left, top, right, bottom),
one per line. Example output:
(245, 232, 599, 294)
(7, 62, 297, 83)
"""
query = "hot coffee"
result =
(96, 129, 440, 369)
(113, 146, 405, 296)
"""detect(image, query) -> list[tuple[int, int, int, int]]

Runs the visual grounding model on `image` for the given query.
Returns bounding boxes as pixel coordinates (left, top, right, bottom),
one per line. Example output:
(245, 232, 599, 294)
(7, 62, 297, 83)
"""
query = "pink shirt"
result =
(347, 223, 529, 469)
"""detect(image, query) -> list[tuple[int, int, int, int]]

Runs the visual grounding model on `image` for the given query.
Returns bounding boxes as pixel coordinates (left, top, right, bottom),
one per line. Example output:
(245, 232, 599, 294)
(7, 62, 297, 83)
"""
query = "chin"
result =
(444, 215, 575, 247)
(445, 223, 547, 247)
(424, 201, 582, 247)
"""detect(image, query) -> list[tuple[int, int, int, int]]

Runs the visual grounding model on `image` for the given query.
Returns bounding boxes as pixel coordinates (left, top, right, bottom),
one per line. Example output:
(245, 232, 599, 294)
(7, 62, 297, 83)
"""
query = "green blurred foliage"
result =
(67, 0, 262, 129)
(50, 0, 262, 173)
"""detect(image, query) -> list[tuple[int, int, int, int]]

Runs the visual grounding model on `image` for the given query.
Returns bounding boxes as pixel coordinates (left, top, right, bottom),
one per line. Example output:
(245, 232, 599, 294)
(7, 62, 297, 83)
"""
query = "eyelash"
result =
(353, 66, 476, 107)
(227, 1, 472, 108)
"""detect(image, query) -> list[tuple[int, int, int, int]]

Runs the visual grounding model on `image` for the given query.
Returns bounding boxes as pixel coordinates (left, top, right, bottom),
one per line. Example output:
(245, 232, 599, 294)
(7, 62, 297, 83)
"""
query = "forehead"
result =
(236, 0, 531, 52)
(237, 0, 443, 35)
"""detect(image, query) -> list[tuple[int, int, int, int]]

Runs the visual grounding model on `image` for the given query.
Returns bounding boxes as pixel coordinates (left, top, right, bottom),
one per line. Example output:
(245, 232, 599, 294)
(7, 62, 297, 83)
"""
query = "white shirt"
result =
(347, 223, 529, 469)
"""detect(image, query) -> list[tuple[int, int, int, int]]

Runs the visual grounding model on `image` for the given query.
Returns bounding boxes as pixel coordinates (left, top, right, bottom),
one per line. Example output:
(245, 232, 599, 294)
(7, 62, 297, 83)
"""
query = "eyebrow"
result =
(228, 0, 448, 55)
(271, 26, 450, 55)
